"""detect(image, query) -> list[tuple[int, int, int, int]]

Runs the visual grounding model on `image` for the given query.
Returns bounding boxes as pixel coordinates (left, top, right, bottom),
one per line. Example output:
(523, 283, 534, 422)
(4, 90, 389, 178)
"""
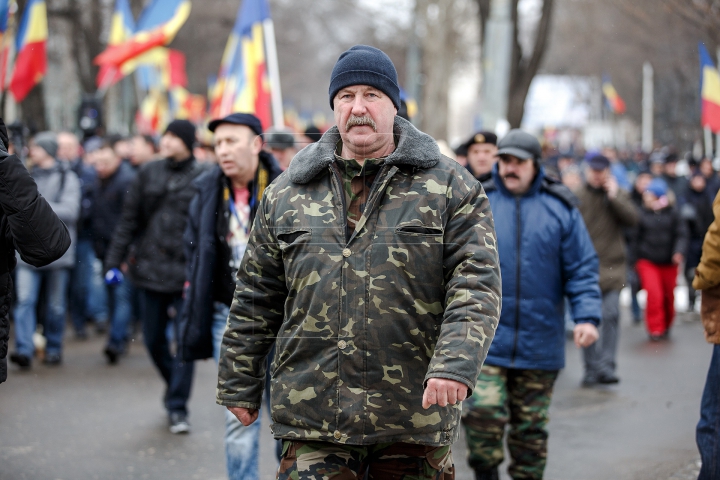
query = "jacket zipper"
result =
(511, 197, 521, 366)
(330, 166, 351, 245)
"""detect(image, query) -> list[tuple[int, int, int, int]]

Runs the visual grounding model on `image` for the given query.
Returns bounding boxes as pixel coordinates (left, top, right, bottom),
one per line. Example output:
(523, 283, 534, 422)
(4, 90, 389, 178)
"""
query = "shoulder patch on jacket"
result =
(541, 177, 579, 208)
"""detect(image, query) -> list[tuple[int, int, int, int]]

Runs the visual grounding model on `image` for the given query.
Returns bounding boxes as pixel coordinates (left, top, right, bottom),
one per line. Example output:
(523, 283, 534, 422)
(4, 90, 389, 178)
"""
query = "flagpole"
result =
(263, 18, 284, 128)
(705, 126, 714, 159)
(641, 62, 653, 153)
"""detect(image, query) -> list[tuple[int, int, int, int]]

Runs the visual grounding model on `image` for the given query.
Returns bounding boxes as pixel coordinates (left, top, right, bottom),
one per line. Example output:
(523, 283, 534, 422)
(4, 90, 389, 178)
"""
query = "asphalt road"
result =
(0, 306, 711, 480)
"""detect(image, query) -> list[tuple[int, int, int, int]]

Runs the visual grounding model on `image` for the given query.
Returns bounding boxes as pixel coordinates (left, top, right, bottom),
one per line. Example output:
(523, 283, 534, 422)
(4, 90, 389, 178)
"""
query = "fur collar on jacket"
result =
(288, 116, 440, 184)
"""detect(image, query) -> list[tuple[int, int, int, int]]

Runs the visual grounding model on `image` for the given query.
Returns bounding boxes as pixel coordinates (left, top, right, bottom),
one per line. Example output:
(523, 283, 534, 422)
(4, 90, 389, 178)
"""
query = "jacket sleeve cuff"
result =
(575, 317, 600, 327)
(216, 399, 262, 410)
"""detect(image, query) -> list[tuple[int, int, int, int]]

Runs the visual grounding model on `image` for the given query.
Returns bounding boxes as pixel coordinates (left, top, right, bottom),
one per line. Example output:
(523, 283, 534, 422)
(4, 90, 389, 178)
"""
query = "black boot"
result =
(474, 467, 499, 480)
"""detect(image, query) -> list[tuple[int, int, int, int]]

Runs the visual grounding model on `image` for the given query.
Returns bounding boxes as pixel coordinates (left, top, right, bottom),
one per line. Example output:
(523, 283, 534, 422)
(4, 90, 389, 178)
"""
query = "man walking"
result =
(217, 45, 501, 478)
(91, 140, 136, 364)
(10, 132, 80, 368)
(180, 113, 282, 479)
(577, 154, 638, 386)
(105, 120, 206, 433)
(462, 129, 601, 480)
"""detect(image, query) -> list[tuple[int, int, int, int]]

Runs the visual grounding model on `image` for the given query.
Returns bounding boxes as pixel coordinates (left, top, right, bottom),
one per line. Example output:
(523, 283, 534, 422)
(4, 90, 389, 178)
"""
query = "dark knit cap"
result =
(164, 119, 196, 152)
(34, 131, 58, 158)
(329, 45, 400, 110)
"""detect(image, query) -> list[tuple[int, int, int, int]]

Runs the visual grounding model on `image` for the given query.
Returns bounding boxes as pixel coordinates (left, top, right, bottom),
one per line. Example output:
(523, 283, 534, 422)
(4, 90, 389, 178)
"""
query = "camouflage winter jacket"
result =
(216, 116, 501, 446)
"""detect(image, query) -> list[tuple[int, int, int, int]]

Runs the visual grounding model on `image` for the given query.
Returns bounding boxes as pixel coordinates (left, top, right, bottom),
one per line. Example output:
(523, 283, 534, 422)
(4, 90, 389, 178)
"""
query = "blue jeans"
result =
(213, 302, 280, 480)
(69, 238, 108, 333)
(138, 289, 194, 415)
(698, 344, 720, 479)
(14, 266, 70, 357)
(106, 279, 134, 350)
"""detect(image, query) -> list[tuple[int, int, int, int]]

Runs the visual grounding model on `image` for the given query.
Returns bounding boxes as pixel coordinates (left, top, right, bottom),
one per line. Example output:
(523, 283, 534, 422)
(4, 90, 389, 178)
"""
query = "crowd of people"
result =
(1, 43, 719, 480)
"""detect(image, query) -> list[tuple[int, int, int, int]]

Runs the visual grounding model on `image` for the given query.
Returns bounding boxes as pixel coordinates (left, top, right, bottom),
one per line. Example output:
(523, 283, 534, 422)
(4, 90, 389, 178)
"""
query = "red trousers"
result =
(636, 259, 677, 336)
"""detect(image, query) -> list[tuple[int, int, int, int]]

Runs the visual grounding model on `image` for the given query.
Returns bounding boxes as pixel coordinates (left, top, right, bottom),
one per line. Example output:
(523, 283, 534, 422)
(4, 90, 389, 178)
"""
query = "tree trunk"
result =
(21, 84, 47, 132)
(506, 0, 555, 128)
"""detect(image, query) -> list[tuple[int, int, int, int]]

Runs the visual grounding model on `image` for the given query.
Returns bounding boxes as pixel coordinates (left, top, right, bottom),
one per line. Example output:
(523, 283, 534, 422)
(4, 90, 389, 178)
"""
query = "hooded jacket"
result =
(180, 152, 282, 361)
(0, 153, 71, 383)
(216, 116, 501, 446)
(17, 161, 80, 270)
(629, 204, 689, 266)
(482, 164, 601, 370)
(694, 191, 720, 343)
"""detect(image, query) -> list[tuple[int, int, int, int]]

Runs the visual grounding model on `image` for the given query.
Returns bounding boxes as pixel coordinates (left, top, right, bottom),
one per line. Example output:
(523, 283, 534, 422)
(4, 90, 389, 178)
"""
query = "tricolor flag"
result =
(96, 0, 136, 89)
(212, 0, 273, 129)
(700, 43, 720, 133)
(94, 0, 190, 70)
(602, 75, 626, 115)
(0, 0, 16, 92)
(9, 0, 46, 102)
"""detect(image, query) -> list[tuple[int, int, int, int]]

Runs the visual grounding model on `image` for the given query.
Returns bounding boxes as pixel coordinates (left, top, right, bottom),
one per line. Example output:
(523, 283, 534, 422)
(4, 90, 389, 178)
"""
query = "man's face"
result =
(333, 85, 397, 157)
(701, 159, 714, 177)
(29, 144, 52, 166)
(214, 124, 261, 181)
(664, 161, 677, 177)
(498, 155, 536, 195)
(585, 167, 609, 189)
(691, 175, 707, 192)
(160, 132, 190, 161)
(650, 162, 663, 177)
(270, 147, 295, 171)
(467, 143, 497, 177)
(131, 136, 155, 166)
(57, 133, 80, 161)
(634, 173, 652, 194)
(114, 140, 131, 160)
(94, 147, 122, 179)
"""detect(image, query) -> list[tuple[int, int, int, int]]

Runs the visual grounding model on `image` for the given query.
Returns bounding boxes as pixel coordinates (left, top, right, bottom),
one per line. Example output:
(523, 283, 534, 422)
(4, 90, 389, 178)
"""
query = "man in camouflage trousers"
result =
(462, 130, 601, 480)
(216, 45, 502, 479)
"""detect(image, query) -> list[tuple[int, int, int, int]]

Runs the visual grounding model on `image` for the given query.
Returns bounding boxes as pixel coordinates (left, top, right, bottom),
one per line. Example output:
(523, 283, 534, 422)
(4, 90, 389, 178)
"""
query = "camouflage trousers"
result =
(276, 440, 455, 479)
(461, 365, 559, 480)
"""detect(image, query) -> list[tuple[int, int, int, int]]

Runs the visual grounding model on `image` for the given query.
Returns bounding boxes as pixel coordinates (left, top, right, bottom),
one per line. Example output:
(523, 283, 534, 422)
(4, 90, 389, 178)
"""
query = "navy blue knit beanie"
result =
(329, 45, 400, 110)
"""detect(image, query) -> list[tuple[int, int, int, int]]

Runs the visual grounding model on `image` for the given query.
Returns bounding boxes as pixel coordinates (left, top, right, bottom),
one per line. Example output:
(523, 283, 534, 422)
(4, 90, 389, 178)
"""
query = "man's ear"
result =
(251, 135, 263, 155)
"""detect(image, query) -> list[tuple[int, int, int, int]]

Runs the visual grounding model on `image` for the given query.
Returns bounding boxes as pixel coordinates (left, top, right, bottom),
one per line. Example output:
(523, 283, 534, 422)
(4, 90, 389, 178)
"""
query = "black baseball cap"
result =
(208, 113, 263, 137)
(496, 129, 542, 161)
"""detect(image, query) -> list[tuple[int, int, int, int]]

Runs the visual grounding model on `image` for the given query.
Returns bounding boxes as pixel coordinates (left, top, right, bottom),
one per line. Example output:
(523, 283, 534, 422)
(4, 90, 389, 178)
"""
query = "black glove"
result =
(0, 118, 8, 152)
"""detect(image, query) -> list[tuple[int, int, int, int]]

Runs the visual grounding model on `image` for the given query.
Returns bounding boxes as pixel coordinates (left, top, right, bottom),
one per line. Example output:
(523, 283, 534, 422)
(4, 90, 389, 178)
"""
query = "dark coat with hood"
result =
(0, 153, 71, 383)
(180, 152, 282, 361)
(104, 156, 206, 293)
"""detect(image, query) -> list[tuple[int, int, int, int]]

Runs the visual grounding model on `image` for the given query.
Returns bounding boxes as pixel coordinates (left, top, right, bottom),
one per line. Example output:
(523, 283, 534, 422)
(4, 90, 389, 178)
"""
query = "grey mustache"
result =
(346, 115, 377, 132)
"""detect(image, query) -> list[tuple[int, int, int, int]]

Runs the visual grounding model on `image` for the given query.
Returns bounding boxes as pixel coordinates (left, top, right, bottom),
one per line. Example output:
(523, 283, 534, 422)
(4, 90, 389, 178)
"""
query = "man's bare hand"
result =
(422, 378, 468, 409)
(227, 407, 259, 426)
(574, 323, 599, 348)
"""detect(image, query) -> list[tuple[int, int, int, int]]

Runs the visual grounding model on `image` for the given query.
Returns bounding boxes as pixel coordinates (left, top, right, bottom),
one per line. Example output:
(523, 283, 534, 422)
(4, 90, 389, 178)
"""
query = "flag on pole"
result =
(9, 0, 46, 102)
(0, 0, 16, 92)
(94, 0, 190, 70)
(211, 0, 272, 128)
(96, 0, 136, 89)
(700, 42, 720, 133)
(602, 75, 626, 115)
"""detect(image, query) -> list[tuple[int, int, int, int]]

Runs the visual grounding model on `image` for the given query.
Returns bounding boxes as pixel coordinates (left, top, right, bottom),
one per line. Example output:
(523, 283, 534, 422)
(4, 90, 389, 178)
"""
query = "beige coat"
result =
(693, 190, 720, 344)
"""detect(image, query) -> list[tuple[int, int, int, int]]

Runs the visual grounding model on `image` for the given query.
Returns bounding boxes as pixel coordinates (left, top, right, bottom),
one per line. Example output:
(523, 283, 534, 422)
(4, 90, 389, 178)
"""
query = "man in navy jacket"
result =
(462, 129, 601, 480)
(179, 113, 282, 480)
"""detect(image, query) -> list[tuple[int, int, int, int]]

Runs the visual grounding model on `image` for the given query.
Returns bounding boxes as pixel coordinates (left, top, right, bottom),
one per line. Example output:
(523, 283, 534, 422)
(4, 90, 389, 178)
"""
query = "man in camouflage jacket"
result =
(217, 45, 501, 479)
